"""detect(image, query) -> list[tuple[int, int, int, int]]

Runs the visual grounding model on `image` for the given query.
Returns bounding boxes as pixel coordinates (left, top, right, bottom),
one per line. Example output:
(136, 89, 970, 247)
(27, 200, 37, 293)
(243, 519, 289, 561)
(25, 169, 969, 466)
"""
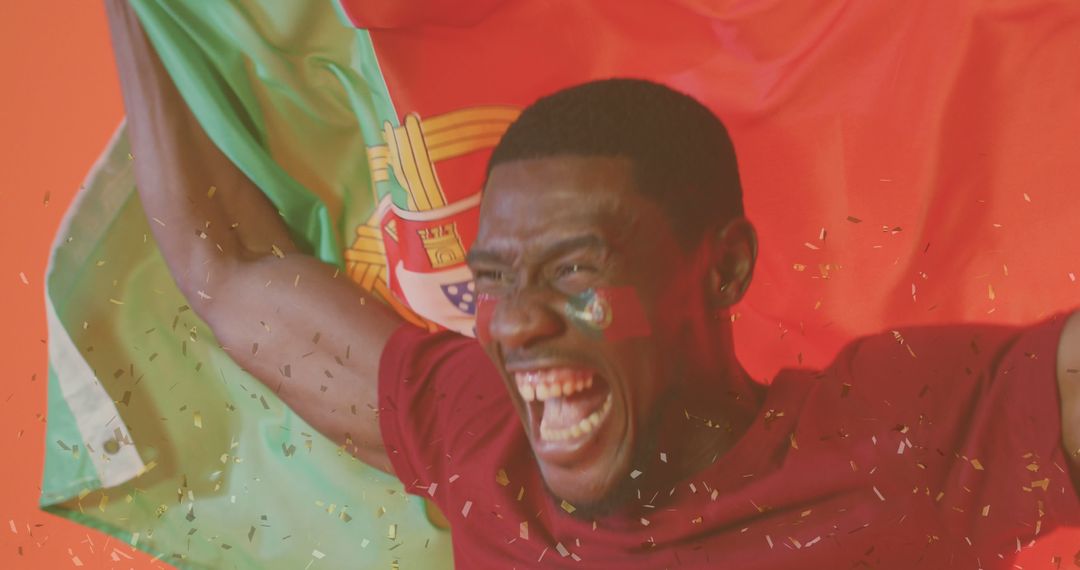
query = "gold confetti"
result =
(461, 500, 473, 518)
(560, 500, 576, 514)
(981, 505, 990, 517)
(387, 524, 397, 539)
(803, 242, 820, 250)
(271, 244, 285, 258)
(17, 272, 28, 285)
(193, 412, 202, 429)
(207, 185, 217, 198)
(519, 522, 529, 539)
(1023, 192, 1031, 202)
(987, 284, 995, 301)
(495, 469, 510, 486)
(970, 458, 984, 471)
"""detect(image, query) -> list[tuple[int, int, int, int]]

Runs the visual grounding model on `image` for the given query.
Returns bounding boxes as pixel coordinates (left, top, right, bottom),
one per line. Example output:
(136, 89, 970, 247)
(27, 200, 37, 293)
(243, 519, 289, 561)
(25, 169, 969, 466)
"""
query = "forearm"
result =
(105, 0, 297, 299)
(104, 0, 402, 470)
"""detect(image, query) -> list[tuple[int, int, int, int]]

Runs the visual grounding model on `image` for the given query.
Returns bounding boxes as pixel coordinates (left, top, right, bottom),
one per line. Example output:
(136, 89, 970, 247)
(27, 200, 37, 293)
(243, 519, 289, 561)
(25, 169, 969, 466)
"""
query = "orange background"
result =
(0, 3, 161, 568)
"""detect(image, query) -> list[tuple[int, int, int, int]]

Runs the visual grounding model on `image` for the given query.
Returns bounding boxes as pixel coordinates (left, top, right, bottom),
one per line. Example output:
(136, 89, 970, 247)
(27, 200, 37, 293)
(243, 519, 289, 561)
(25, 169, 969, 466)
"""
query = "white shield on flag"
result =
(394, 260, 477, 336)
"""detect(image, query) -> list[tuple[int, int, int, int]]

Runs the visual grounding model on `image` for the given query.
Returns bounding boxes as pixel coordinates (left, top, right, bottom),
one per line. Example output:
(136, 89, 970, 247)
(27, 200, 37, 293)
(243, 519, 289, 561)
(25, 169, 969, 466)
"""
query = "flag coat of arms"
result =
(42, 0, 1080, 567)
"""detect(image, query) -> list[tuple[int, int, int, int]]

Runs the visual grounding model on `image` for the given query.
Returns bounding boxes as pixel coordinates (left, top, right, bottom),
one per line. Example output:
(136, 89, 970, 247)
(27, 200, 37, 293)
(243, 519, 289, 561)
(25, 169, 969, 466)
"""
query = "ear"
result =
(705, 218, 757, 308)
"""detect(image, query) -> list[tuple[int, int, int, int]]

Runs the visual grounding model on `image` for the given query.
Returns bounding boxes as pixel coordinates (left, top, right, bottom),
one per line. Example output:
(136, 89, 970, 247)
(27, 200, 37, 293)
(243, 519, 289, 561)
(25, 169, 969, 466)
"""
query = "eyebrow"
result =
(466, 234, 608, 267)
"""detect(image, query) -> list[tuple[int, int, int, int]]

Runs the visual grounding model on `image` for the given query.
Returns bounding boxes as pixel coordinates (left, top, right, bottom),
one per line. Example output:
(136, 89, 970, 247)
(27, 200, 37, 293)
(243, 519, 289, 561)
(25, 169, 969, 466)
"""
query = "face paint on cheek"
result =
(564, 287, 652, 342)
(474, 293, 497, 345)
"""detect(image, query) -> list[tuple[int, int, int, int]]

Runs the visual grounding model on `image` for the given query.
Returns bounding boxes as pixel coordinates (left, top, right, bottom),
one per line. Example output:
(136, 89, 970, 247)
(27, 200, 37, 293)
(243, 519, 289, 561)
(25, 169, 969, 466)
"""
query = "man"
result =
(108, 2, 1080, 567)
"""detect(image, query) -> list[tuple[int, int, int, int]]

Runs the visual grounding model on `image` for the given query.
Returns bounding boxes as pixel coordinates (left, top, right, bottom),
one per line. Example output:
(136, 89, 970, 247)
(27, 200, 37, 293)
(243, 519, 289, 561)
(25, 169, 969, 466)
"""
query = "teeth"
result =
(514, 369, 596, 402)
(538, 394, 614, 442)
(520, 384, 535, 402)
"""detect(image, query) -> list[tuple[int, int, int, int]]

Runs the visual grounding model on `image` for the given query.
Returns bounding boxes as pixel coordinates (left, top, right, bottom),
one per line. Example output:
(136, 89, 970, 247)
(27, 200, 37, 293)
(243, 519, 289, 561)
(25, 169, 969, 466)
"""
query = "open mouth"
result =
(513, 368, 614, 448)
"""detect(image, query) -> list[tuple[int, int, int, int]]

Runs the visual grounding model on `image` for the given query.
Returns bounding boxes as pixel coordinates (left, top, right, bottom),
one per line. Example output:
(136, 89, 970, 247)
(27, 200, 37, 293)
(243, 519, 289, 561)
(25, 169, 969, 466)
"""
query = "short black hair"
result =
(487, 78, 744, 248)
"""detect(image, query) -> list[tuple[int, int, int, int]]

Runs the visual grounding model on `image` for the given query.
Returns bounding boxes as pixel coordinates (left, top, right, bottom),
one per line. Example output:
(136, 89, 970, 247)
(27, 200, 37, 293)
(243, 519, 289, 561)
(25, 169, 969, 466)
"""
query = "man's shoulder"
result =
(783, 322, 1034, 421)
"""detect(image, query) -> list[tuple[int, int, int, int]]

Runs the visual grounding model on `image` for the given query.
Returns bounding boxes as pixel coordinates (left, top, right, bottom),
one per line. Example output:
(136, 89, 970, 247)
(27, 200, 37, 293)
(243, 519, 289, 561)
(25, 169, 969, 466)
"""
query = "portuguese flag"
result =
(43, 0, 1080, 568)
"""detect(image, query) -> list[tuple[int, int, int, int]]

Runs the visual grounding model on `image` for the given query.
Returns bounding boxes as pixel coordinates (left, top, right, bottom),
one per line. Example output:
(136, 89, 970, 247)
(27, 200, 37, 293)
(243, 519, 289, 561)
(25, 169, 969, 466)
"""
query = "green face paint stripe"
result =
(565, 289, 613, 336)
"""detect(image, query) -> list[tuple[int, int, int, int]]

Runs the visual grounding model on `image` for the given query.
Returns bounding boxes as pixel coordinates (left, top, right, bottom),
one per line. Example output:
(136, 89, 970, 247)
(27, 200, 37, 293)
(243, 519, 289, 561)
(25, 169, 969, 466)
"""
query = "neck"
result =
(605, 347, 764, 517)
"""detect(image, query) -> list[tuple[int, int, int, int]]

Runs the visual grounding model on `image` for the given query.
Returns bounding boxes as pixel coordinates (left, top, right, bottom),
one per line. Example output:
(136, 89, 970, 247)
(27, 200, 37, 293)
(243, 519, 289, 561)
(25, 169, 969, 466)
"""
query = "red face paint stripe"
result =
(565, 287, 651, 342)
(474, 292, 496, 344)
(595, 287, 652, 342)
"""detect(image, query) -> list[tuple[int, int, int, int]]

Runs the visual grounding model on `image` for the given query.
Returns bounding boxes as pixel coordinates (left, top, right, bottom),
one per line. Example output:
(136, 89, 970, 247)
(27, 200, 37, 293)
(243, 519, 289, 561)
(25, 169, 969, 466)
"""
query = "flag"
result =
(44, 0, 1080, 567)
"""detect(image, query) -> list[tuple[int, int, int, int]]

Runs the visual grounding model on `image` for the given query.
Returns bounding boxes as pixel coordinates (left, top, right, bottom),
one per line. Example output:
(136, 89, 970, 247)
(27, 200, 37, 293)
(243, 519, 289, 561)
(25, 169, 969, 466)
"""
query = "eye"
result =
(553, 263, 598, 280)
(473, 269, 505, 283)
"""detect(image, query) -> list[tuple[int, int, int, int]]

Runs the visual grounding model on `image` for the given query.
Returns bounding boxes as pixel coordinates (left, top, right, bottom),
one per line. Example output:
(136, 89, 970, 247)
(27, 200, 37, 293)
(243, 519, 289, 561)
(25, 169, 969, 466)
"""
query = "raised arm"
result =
(105, 0, 402, 473)
(1059, 310, 1080, 488)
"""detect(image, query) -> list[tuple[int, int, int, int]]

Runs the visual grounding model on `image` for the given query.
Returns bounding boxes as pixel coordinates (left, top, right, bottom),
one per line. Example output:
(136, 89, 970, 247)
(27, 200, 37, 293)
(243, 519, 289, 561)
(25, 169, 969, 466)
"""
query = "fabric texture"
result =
(378, 315, 1079, 568)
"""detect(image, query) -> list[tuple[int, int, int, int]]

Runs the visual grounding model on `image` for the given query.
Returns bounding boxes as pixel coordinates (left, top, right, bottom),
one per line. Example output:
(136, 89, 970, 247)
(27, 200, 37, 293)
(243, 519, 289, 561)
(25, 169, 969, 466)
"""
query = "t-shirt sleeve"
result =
(837, 313, 1080, 532)
(377, 323, 511, 502)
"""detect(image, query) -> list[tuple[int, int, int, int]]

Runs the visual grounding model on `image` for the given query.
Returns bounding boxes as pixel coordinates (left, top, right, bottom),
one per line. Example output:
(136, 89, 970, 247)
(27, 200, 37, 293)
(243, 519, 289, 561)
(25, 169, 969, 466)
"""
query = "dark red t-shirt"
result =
(378, 315, 1079, 568)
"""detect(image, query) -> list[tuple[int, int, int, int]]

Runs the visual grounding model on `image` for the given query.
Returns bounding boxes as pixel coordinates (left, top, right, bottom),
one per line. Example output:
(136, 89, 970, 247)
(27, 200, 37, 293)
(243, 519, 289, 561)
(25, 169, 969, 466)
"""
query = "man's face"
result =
(468, 155, 703, 509)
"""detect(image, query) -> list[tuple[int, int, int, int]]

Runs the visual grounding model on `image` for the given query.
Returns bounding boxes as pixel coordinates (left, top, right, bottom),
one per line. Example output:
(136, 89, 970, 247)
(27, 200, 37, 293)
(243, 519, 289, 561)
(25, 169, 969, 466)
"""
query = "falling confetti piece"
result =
(873, 486, 885, 501)
(461, 501, 473, 518)
(560, 500, 576, 514)
(496, 469, 510, 486)
(519, 522, 529, 539)
(971, 459, 984, 471)
(207, 185, 217, 198)
(18, 272, 28, 285)
(988, 284, 996, 301)
(1023, 192, 1031, 202)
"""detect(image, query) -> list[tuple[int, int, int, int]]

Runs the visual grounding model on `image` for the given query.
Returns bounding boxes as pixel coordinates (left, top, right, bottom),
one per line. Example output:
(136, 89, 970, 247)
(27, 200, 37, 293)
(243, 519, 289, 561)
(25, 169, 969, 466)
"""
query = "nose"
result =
(489, 288, 564, 351)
